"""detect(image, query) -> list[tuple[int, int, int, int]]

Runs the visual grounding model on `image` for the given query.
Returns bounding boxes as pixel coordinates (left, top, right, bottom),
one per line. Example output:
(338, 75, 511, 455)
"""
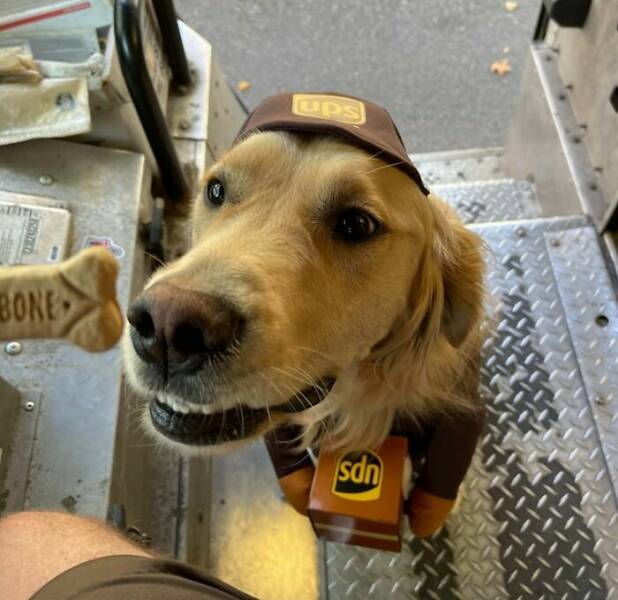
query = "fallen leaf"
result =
(505, 1, 518, 11)
(237, 80, 251, 92)
(490, 58, 512, 76)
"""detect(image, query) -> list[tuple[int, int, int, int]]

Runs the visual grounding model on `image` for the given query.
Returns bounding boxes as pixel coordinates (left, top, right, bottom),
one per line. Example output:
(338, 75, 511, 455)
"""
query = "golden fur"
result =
(123, 131, 485, 454)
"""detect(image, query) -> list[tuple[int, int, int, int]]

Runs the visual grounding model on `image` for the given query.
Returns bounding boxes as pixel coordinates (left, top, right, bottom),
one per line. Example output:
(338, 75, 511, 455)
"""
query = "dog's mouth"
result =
(149, 398, 269, 445)
(149, 378, 336, 446)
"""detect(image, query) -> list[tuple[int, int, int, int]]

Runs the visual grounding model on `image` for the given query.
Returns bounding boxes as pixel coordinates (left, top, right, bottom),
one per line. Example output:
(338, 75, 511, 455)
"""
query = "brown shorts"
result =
(31, 554, 258, 600)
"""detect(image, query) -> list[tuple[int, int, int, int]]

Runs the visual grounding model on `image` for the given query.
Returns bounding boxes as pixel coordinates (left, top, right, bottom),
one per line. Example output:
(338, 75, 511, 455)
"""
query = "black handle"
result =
(151, 0, 192, 89)
(543, 0, 592, 28)
(114, 0, 190, 201)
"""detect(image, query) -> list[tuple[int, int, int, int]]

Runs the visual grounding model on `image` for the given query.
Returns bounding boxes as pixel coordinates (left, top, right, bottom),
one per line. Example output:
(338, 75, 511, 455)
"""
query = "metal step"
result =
(202, 177, 618, 599)
(434, 179, 541, 223)
(413, 147, 506, 186)
(0, 139, 150, 518)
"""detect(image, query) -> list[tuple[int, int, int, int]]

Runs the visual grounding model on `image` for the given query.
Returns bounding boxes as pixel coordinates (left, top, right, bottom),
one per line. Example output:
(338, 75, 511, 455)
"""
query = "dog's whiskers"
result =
(271, 367, 337, 450)
(362, 159, 407, 176)
(144, 251, 166, 268)
(293, 345, 336, 362)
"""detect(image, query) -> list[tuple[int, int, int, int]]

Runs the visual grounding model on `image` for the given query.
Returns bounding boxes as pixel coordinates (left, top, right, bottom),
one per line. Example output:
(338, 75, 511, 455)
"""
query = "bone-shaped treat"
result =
(0, 247, 123, 352)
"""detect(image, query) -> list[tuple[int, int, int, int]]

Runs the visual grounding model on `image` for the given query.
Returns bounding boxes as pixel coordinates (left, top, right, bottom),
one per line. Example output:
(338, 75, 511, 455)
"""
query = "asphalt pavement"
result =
(177, 0, 541, 153)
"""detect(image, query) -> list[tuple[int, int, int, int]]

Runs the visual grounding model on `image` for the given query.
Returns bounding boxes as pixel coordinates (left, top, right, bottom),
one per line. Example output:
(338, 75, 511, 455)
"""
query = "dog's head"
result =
(123, 131, 484, 454)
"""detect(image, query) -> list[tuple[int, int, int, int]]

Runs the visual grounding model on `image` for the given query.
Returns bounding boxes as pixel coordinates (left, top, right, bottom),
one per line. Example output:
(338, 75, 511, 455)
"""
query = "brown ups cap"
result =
(236, 92, 429, 195)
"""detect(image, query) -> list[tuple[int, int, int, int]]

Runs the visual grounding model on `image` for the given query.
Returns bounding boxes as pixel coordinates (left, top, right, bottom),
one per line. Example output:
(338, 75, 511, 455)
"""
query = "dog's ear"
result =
(431, 202, 485, 347)
(366, 195, 484, 380)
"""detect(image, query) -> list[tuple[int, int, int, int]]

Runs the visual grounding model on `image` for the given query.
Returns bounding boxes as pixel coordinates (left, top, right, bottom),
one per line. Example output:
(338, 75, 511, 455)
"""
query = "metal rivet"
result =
(5, 341, 22, 355)
(551, 238, 561, 247)
(594, 395, 607, 406)
(38, 174, 54, 185)
(516, 227, 527, 237)
(178, 119, 190, 130)
(595, 314, 609, 328)
(55, 92, 75, 111)
(24, 401, 35, 412)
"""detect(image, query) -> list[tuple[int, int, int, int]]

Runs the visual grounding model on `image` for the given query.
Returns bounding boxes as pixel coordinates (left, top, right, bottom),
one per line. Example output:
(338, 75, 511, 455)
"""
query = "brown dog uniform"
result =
(237, 92, 485, 537)
(265, 409, 485, 538)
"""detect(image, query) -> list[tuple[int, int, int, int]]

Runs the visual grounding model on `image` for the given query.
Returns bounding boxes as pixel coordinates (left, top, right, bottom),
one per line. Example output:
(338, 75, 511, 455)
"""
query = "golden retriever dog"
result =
(122, 129, 485, 461)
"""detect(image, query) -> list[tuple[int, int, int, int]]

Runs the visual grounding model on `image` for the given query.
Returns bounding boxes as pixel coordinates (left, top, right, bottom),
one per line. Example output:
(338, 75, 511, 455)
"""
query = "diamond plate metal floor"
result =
(205, 171, 618, 600)
(435, 179, 541, 223)
(414, 148, 506, 185)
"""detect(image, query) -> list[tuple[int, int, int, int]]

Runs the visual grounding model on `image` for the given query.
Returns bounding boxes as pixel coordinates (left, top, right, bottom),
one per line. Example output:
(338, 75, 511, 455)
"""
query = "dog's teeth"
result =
(193, 403, 216, 414)
(171, 400, 187, 413)
(157, 394, 219, 415)
(158, 395, 190, 414)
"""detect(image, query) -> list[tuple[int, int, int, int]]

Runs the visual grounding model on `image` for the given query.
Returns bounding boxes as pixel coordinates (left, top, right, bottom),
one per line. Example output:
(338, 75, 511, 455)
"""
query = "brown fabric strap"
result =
(414, 406, 486, 500)
(236, 92, 429, 195)
(264, 424, 314, 478)
(266, 405, 485, 502)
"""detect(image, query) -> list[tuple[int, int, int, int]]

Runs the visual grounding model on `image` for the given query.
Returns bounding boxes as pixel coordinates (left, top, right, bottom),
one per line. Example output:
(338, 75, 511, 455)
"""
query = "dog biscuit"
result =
(0, 247, 123, 352)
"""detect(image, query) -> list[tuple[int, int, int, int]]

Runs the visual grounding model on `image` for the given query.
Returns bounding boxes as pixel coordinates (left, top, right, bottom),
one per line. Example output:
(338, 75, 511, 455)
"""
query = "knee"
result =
(0, 510, 78, 549)
(0, 510, 46, 539)
(0, 509, 152, 561)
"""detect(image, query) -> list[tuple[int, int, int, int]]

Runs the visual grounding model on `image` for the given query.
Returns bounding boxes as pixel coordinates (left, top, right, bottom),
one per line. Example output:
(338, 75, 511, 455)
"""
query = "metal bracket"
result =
(0, 377, 21, 516)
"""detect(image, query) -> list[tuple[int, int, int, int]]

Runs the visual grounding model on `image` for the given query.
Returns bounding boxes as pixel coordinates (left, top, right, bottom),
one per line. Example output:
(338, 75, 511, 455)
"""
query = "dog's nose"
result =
(127, 283, 243, 376)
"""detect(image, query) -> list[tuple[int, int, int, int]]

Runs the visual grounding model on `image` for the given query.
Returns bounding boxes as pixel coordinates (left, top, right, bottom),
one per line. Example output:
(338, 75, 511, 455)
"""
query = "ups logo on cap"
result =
(332, 450, 383, 501)
(292, 94, 366, 125)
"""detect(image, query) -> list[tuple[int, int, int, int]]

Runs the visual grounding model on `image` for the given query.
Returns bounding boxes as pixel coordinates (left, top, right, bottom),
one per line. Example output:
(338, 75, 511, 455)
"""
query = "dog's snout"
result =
(128, 283, 244, 376)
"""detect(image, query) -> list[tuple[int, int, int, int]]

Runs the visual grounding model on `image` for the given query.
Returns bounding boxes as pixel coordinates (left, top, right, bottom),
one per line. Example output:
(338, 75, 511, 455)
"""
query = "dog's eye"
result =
(205, 179, 225, 206)
(333, 209, 379, 242)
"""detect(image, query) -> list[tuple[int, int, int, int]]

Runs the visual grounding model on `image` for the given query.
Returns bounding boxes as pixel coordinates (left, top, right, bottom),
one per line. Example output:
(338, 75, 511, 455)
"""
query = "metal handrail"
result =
(151, 0, 192, 89)
(114, 0, 190, 201)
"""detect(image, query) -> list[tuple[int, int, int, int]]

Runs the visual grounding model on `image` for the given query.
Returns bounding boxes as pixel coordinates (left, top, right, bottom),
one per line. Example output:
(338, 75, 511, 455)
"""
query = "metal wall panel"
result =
(550, 1, 618, 220)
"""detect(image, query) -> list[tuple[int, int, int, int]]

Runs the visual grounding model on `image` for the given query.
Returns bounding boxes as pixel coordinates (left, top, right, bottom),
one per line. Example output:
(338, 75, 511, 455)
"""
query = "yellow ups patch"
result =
(332, 450, 383, 501)
(292, 94, 366, 125)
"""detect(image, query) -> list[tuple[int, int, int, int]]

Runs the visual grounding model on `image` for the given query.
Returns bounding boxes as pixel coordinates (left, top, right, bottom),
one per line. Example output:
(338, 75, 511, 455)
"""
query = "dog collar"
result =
(235, 92, 429, 196)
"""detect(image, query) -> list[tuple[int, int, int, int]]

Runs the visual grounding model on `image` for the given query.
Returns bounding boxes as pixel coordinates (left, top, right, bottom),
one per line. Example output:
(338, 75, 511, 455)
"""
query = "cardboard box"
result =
(308, 436, 408, 552)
